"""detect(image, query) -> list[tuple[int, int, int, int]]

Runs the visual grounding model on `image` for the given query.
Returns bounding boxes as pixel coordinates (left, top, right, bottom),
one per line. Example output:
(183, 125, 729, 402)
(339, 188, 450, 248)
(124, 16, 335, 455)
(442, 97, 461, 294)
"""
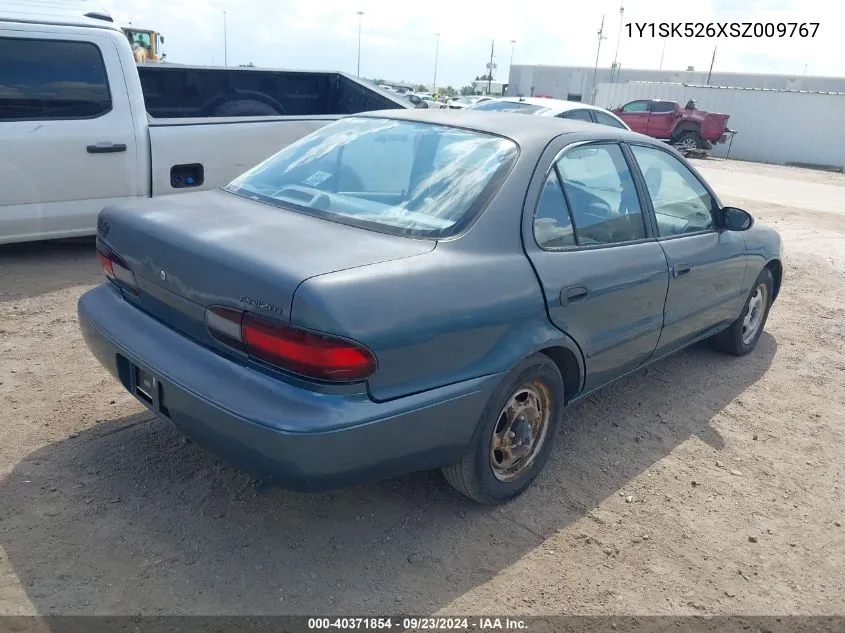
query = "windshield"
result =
(469, 100, 548, 114)
(224, 117, 518, 238)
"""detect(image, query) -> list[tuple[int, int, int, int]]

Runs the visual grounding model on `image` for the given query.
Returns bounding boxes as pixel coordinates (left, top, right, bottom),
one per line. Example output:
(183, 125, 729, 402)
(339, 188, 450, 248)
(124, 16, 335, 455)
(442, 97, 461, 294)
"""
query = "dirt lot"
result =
(0, 159, 843, 617)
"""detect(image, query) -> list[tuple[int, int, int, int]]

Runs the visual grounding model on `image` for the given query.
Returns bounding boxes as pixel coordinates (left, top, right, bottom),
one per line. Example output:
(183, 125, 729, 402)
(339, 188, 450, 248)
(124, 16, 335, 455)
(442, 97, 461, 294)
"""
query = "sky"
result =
(102, 0, 843, 88)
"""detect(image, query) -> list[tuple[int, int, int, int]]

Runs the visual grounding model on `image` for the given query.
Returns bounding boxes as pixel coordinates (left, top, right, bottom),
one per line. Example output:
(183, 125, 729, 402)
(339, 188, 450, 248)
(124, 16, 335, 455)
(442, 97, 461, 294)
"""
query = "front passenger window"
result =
(629, 145, 714, 236)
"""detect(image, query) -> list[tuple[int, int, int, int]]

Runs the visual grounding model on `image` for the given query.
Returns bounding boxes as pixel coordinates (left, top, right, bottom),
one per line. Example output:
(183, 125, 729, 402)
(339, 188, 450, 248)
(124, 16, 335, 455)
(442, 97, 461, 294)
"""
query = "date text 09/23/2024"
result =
(626, 22, 819, 38)
(307, 617, 528, 630)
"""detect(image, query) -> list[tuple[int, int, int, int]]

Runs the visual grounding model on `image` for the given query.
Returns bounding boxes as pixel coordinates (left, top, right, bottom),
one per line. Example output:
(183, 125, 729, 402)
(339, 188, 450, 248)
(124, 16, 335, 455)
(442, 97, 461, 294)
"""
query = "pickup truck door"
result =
(646, 101, 677, 139)
(627, 143, 747, 356)
(523, 141, 669, 392)
(0, 31, 140, 243)
(618, 100, 651, 134)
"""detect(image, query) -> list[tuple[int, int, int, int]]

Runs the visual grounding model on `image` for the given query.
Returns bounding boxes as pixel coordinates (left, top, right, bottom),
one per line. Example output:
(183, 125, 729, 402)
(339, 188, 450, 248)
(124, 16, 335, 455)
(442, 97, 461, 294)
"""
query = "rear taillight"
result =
(97, 245, 139, 295)
(206, 306, 376, 382)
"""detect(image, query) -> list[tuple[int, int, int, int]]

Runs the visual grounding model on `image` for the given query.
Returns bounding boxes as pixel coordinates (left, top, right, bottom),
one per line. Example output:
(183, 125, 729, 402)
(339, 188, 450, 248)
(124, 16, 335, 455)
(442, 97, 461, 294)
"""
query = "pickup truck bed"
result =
(0, 6, 408, 244)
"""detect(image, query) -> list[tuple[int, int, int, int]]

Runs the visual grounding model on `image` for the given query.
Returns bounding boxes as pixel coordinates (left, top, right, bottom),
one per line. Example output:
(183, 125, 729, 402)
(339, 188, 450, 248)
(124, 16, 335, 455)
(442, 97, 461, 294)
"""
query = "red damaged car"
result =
(613, 99, 733, 151)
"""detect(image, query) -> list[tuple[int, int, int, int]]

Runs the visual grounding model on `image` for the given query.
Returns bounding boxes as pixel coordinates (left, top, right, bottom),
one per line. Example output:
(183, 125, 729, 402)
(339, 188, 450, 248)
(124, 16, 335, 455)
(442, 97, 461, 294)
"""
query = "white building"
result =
(507, 64, 845, 103)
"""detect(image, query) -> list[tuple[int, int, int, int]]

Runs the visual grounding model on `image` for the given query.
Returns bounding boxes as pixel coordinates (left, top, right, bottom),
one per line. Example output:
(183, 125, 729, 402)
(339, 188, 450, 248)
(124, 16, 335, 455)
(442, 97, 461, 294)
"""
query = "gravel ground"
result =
(0, 159, 843, 617)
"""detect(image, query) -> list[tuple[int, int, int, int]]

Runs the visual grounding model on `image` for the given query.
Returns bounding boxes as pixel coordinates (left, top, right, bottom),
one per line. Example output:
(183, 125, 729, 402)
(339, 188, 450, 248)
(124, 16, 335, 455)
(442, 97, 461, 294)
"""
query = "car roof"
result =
(494, 97, 608, 114)
(354, 108, 648, 148)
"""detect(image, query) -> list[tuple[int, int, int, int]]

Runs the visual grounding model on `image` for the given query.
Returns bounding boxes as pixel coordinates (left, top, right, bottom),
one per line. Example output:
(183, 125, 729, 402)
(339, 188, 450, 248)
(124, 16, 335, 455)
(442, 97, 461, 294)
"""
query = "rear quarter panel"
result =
(290, 246, 572, 402)
(701, 113, 730, 141)
(148, 117, 336, 196)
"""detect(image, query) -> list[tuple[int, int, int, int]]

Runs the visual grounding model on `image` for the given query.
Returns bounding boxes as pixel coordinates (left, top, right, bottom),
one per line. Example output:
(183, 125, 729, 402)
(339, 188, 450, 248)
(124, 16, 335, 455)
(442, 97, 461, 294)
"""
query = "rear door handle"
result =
(673, 263, 691, 278)
(87, 142, 127, 154)
(560, 285, 589, 306)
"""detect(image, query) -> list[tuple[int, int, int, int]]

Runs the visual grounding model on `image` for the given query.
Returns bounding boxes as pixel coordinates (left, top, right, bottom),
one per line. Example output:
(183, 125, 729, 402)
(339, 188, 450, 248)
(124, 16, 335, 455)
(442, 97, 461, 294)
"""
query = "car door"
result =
(523, 141, 670, 392)
(618, 100, 651, 134)
(627, 143, 748, 356)
(0, 31, 140, 243)
(646, 101, 676, 139)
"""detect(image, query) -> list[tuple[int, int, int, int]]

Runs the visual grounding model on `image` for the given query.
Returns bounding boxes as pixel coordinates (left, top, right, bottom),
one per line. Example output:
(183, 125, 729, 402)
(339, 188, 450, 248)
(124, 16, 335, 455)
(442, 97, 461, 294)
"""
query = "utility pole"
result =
(223, 11, 227, 66)
(591, 15, 607, 104)
(487, 39, 495, 95)
(509, 39, 516, 68)
(612, 3, 624, 83)
(706, 46, 716, 84)
(659, 38, 667, 70)
(356, 11, 364, 76)
(433, 33, 440, 93)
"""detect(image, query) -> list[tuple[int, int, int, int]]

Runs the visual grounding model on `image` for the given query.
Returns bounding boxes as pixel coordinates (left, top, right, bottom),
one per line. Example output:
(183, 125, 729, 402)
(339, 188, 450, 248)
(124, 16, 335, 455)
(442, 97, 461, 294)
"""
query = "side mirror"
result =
(721, 206, 753, 231)
(159, 35, 165, 43)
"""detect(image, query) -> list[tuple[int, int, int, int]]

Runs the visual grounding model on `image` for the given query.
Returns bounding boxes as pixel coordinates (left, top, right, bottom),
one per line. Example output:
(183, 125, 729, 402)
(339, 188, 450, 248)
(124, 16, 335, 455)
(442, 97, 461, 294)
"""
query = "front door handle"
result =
(560, 285, 589, 306)
(673, 263, 691, 278)
(87, 142, 127, 154)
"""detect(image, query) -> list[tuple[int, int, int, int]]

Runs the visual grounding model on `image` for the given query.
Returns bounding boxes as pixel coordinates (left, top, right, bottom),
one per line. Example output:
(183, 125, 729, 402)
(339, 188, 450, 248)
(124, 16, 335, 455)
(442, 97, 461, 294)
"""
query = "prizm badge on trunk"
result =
(240, 296, 284, 315)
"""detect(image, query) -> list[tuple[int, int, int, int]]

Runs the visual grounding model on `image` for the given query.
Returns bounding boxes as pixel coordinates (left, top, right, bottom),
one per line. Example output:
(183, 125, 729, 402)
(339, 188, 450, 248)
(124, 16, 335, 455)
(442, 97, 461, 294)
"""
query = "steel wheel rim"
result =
(678, 136, 697, 150)
(742, 283, 767, 344)
(489, 380, 552, 482)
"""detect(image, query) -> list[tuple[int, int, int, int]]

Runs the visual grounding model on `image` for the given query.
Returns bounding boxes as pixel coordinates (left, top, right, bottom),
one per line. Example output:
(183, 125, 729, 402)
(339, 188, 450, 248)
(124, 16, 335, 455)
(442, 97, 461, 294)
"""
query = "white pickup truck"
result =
(0, 2, 408, 244)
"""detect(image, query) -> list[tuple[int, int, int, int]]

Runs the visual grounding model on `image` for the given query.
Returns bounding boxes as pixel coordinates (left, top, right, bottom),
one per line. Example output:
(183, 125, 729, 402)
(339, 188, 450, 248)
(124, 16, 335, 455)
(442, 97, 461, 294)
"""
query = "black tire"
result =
(710, 268, 774, 356)
(442, 353, 564, 504)
(675, 130, 703, 150)
(212, 99, 282, 117)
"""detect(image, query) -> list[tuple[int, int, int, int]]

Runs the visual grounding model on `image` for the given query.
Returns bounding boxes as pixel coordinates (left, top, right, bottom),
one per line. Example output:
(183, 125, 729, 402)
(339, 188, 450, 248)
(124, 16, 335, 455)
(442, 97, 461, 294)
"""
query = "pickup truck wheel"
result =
(212, 100, 282, 117)
(442, 354, 563, 504)
(675, 131, 703, 150)
(710, 268, 774, 356)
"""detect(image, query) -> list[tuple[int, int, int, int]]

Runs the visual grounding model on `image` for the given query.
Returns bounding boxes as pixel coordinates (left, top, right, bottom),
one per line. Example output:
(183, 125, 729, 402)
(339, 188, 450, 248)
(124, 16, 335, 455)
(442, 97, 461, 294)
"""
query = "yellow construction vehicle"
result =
(122, 26, 165, 63)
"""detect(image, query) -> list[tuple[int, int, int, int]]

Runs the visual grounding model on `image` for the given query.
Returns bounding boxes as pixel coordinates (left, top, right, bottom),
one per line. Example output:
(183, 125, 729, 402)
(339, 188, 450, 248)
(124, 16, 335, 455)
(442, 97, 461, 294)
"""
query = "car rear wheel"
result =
(675, 130, 703, 150)
(442, 354, 564, 504)
(710, 268, 774, 356)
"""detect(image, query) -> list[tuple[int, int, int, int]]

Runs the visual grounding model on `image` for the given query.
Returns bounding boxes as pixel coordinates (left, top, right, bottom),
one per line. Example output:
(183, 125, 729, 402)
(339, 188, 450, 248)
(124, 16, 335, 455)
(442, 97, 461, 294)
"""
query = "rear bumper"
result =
(78, 284, 499, 491)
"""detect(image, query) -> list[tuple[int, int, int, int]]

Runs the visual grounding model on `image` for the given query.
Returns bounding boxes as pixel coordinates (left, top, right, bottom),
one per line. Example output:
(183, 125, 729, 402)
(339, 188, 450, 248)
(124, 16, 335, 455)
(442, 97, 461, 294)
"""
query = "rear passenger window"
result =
(0, 38, 112, 121)
(556, 144, 647, 245)
(561, 109, 593, 122)
(593, 111, 627, 129)
(534, 171, 576, 248)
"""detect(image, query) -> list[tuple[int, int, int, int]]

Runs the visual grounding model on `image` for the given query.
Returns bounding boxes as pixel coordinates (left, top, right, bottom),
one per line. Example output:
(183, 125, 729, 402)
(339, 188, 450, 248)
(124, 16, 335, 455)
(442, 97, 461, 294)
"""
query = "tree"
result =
(415, 84, 428, 93)
(239, 62, 255, 67)
(460, 85, 476, 96)
(440, 85, 457, 97)
(474, 73, 493, 81)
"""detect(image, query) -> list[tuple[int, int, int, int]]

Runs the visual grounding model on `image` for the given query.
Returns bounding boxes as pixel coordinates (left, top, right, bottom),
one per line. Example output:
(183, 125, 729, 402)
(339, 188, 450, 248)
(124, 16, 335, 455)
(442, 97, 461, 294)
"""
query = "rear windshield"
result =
(469, 101, 548, 114)
(224, 117, 518, 238)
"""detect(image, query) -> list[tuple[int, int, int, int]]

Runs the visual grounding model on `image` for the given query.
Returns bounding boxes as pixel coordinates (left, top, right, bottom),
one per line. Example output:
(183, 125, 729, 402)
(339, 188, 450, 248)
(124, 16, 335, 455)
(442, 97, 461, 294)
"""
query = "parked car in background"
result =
(403, 94, 428, 108)
(468, 97, 630, 130)
(80, 109, 782, 505)
(0, 1, 408, 244)
(612, 99, 732, 150)
(449, 95, 494, 109)
(416, 93, 446, 109)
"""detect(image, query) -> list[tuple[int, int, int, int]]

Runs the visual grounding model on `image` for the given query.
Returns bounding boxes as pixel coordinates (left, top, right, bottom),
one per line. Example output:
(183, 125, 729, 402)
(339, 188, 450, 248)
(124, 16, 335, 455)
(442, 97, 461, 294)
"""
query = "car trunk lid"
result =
(97, 189, 434, 351)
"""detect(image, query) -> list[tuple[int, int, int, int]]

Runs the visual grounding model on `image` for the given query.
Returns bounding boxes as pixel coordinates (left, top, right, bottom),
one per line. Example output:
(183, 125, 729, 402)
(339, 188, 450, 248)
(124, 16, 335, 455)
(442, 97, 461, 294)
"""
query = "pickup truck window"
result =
(224, 117, 518, 239)
(0, 38, 111, 121)
(651, 101, 676, 113)
(621, 101, 649, 113)
(630, 145, 714, 236)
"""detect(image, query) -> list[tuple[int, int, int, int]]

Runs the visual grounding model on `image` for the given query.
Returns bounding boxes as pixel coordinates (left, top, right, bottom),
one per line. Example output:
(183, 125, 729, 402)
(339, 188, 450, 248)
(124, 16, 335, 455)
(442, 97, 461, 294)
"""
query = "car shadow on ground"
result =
(0, 334, 776, 615)
(0, 238, 99, 300)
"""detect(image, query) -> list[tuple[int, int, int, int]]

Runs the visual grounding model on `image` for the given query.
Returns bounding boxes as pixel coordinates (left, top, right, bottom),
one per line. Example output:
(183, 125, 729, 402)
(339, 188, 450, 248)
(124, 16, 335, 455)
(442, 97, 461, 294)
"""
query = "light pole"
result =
(611, 3, 624, 83)
(223, 11, 228, 66)
(659, 38, 667, 70)
(356, 11, 364, 76)
(433, 33, 440, 93)
(591, 15, 606, 104)
(487, 39, 495, 95)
